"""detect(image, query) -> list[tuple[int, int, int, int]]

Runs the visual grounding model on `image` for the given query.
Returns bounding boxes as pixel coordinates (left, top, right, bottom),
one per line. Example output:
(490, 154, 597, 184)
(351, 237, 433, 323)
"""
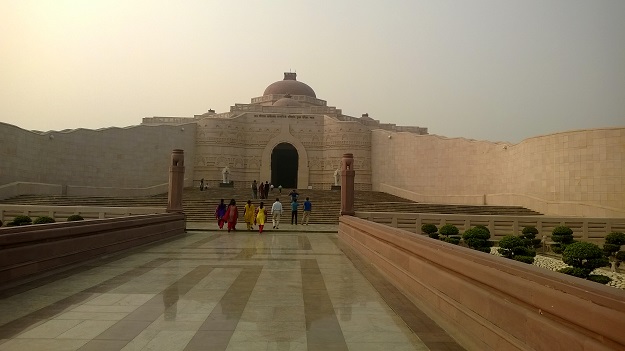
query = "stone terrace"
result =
(1, 188, 541, 224)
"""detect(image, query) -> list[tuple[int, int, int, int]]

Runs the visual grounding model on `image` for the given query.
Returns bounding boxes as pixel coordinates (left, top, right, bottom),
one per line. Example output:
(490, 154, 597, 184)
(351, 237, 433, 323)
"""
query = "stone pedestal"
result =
(167, 149, 185, 213)
(219, 181, 234, 188)
(340, 153, 355, 216)
(331, 185, 341, 191)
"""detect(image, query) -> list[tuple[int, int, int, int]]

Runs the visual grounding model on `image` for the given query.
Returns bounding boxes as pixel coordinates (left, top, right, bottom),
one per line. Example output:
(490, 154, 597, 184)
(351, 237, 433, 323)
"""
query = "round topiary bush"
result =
(462, 226, 492, 252)
(439, 224, 459, 236)
(421, 223, 438, 239)
(33, 216, 56, 224)
(439, 224, 460, 245)
(520, 226, 542, 249)
(558, 267, 591, 278)
(587, 274, 612, 284)
(67, 214, 84, 221)
(0, 219, 3, 227)
(551, 226, 575, 254)
(497, 235, 535, 263)
(603, 232, 625, 272)
(559, 241, 609, 279)
(8, 215, 32, 226)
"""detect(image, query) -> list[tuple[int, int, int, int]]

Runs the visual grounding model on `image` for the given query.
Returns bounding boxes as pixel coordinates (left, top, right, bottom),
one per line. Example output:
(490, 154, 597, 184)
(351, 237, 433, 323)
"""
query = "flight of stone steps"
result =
(1, 188, 541, 224)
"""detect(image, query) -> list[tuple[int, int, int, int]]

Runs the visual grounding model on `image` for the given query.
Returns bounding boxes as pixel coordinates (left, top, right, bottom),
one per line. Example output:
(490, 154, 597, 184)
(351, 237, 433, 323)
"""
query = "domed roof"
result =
(264, 72, 316, 98)
(273, 96, 302, 107)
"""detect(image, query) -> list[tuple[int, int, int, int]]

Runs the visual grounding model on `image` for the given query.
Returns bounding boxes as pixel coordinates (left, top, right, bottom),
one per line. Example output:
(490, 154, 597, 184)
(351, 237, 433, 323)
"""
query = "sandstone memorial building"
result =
(1, 72, 623, 218)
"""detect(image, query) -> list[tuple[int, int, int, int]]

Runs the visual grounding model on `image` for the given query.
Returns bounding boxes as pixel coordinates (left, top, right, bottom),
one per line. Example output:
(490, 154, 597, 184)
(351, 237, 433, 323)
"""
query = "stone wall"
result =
(339, 216, 625, 350)
(371, 127, 625, 217)
(0, 122, 196, 190)
(193, 114, 372, 190)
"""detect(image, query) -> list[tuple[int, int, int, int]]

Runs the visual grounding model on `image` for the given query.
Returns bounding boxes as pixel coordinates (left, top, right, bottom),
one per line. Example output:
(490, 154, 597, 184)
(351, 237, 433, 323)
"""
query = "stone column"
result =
(340, 153, 355, 216)
(167, 149, 185, 213)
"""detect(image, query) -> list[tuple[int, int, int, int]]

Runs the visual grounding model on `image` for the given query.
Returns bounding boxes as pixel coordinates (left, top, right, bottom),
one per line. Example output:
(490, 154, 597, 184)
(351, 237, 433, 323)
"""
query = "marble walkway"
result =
(0, 222, 463, 351)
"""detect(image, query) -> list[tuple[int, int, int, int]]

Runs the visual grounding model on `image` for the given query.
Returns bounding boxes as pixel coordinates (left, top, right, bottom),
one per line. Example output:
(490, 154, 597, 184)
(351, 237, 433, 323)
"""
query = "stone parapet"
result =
(339, 216, 625, 351)
(0, 213, 185, 284)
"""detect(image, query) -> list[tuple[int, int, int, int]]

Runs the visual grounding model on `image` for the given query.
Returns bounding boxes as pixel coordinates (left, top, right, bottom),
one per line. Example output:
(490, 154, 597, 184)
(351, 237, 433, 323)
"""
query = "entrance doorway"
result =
(271, 143, 298, 189)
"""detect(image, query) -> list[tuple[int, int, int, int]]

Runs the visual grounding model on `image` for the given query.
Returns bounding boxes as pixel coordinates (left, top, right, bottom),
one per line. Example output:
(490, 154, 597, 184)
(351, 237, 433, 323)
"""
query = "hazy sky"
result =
(1, 0, 624, 143)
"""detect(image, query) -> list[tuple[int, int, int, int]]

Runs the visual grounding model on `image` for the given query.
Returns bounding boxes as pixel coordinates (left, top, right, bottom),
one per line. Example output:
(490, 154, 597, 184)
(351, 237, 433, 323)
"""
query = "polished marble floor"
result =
(0, 224, 463, 351)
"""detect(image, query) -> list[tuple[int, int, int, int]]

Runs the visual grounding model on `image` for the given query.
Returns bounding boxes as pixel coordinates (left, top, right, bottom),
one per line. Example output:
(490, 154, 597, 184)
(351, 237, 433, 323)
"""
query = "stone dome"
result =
(263, 72, 316, 98)
(273, 95, 302, 107)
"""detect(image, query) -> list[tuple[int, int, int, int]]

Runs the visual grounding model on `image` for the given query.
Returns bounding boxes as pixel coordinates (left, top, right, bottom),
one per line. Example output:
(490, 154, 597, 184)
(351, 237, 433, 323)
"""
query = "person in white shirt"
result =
(271, 198, 282, 229)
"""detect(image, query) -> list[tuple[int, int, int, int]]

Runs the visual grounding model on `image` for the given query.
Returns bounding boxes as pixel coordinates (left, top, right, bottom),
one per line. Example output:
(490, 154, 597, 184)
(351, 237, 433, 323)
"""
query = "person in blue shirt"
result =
(302, 197, 312, 225)
(290, 199, 299, 225)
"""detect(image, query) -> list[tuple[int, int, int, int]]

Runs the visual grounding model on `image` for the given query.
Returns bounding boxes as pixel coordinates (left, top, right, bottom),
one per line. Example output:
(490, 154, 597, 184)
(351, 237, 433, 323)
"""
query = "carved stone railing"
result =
(0, 204, 165, 223)
(354, 211, 625, 245)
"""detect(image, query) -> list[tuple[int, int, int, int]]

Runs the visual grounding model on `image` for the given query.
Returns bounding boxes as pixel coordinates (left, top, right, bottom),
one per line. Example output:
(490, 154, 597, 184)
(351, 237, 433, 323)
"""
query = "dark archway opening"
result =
(271, 143, 298, 189)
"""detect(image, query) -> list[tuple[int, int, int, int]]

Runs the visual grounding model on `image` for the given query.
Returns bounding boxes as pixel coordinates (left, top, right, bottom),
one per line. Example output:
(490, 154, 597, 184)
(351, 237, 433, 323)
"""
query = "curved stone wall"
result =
(371, 127, 625, 217)
(0, 122, 196, 190)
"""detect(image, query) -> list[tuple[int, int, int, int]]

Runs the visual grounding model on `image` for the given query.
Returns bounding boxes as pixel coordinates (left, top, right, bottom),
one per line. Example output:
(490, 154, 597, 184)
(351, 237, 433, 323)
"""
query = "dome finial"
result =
(284, 72, 297, 81)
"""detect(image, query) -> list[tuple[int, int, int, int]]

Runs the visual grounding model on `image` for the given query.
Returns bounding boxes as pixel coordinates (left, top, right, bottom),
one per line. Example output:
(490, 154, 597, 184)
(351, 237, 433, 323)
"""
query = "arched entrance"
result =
(271, 143, 298, 189)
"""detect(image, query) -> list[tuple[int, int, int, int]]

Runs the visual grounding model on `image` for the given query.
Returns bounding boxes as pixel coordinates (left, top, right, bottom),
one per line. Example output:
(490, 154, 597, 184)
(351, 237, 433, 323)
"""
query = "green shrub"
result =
(561, 242, 609, 278)
(558, 267, 590, 278)
(603, 232, 625, 271)
(439, 224, 460, 245)
(462, 226, 492, 252)
(67, 214, 85, 221)
(520, 226, 542, 249)
(445, 236, 461, 245)
(605, 232, 625, 246)
(551, 226, 575, 254)
(8, 215, 32, 226)
(498, 235, 526, 258)
(587, 275, 612, 284)
(33, 216, 56, 224)
(514, 256, 535, 264)
(421, 224, 438, 239)
(0, 219, 2, 227)
(439, 224, 459, 237)
(498, 235, 535, 264)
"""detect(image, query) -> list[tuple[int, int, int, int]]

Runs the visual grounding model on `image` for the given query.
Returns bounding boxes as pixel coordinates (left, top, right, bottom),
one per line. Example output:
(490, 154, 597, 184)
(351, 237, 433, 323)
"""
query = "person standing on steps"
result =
(256, 202, 267, 234)
(302, 197, 312, 225)
(215, 199, 227, 230)
(290, 198, 299, 225)
(252, 180, 258, 199)
(243, 200, 256, 231)
(271, 198, 282, 229)
(264, 181, 270, 199)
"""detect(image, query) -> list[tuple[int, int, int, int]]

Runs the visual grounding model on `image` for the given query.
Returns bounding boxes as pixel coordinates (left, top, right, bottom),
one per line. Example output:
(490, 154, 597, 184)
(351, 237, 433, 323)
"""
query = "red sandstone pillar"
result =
(340, 153, 355, 216)
(167, 149, 185, 213)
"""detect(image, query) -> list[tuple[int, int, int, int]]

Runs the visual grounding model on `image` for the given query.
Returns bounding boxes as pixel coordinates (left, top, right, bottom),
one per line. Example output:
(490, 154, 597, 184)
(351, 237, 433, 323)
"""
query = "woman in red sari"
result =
(224, 199, 238, 232)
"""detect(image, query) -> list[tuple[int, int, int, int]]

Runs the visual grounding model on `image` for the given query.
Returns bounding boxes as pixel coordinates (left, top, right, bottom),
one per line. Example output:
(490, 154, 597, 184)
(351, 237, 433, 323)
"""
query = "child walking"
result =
(256, 202, 267, 234)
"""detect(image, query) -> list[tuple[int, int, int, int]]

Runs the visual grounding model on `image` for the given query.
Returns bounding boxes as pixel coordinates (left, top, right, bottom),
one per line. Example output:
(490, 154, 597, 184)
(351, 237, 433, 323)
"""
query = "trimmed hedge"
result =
(67, 214, 85, 221)
(33, 216, 56, 224)
(421, 223, 438, 239)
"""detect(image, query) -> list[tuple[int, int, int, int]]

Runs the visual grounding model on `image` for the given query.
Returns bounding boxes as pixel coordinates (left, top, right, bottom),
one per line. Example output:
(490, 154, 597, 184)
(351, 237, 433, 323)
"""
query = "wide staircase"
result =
(1, 188, 541, 224)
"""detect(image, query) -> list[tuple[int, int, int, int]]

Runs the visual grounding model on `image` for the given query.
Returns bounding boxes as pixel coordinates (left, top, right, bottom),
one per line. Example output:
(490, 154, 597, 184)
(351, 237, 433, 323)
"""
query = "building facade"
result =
(142, 72, 427, 190)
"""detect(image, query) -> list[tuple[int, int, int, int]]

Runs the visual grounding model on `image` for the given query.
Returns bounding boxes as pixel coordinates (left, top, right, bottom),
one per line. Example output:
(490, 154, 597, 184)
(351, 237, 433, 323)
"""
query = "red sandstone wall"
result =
(0, 213, 185, 284)
(339, 216, 625, 351)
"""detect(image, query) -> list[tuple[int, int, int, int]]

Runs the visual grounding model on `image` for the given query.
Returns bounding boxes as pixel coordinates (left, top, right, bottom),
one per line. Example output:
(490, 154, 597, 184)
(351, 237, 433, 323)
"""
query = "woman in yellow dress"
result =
(255, 202, 267, 234)
(243, 200, 256, 231)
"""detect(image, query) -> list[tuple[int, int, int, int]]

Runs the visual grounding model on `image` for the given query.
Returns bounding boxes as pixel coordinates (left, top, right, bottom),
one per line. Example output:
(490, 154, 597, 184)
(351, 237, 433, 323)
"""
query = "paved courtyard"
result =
(0, 223, 462, 351)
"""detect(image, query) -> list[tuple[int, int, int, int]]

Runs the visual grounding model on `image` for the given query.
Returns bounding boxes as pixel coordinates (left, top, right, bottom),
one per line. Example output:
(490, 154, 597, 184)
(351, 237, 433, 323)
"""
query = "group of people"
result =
(214, 193, 312, 234)
(251, 180, 283, 199)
